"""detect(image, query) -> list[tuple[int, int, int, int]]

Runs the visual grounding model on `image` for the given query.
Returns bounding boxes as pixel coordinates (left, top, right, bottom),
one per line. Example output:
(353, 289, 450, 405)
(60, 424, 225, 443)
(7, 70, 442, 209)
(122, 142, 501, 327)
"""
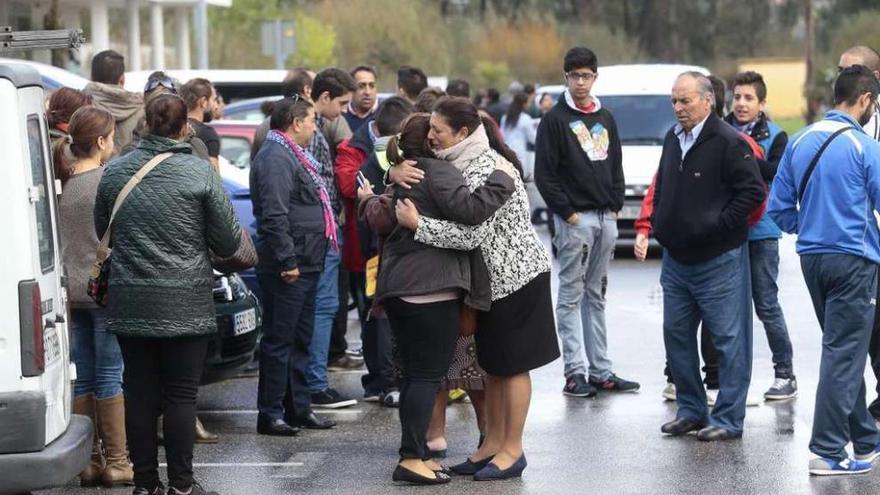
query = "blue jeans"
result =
(553, 210, 618, 381)
(70, 308, 123, 399)
(257, 271, 319, 422)
(749, 239, 794, 378)
(306, 244, 341, 393)
(661, 246, 753, 432)
(801, 254, 880, 460)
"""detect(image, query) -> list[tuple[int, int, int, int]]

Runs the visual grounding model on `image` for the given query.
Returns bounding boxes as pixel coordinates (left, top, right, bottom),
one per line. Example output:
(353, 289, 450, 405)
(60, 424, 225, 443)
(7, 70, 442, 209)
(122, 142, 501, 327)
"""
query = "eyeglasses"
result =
(565, 71, 597, 83)
(144, 77, 177, 94)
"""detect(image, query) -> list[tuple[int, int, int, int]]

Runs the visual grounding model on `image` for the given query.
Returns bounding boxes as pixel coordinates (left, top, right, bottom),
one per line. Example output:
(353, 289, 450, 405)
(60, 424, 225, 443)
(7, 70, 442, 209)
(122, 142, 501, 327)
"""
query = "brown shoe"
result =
(195, 416, 220, 444)
(96, 394, 134, 487)
(327, 355, 364, 371)
(72, 393, 104, 486)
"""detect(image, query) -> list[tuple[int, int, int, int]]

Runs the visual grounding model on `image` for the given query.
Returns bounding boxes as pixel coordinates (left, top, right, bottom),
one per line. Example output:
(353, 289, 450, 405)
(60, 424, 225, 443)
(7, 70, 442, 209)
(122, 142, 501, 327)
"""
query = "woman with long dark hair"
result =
(359, 112, 517, 485)
(94, 94, 241, 495)
(394, 97, 560, 481)
(500, 92, 536, 172)
(56, 106, 134, 488)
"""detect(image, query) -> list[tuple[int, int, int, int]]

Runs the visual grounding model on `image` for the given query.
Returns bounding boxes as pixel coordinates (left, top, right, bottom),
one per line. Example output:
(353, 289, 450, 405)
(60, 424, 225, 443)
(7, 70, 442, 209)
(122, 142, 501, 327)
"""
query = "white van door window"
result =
(26, 114, 56, 273)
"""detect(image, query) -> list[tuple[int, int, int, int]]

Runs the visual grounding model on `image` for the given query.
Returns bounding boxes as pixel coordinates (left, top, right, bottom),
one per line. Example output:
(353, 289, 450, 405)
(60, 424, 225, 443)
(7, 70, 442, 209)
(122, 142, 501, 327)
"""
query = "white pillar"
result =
(174, 7, 191, 70)
(150, 1, 165, 70)
(194, 0, 209, 69)
(89, 0, 110, 54)
(126, 0, 142, 71)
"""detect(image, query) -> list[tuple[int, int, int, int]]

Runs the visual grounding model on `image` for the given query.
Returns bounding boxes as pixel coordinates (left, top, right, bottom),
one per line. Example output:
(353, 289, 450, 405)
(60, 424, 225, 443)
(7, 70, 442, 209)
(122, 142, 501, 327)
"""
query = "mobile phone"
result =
(356, 171, 367, 189)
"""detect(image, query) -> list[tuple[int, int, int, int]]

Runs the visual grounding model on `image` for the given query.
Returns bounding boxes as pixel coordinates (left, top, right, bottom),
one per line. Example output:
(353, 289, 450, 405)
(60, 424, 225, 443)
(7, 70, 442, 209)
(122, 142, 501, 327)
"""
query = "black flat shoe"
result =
(294, 412, 336, 430)
(696, 426, 742, 442)
(392, 465, 451, 485)
(450, 455, 495, 475)
(473, 454, 527, 481)
(661, 417, 705, 436)
(256, 418, 300, 437)
(433, 466, 453, 476)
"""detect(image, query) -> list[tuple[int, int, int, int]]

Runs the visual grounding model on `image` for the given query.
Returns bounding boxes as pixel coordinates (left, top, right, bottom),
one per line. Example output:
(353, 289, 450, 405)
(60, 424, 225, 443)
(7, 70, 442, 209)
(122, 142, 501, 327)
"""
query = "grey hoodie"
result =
(83, 81, 145, 156)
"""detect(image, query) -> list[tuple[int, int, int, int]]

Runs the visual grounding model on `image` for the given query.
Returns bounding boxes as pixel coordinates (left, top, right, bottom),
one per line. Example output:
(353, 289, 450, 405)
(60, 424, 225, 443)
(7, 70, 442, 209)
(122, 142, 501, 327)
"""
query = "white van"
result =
(0, 62, 91, 493)
(537, 64, 709, 240)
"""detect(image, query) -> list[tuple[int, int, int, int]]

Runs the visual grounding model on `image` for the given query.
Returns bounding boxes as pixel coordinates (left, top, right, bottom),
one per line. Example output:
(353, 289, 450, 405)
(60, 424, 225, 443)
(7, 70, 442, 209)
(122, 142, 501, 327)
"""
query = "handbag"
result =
(211, 227, 258, 274)
(87, 153, 172, 306)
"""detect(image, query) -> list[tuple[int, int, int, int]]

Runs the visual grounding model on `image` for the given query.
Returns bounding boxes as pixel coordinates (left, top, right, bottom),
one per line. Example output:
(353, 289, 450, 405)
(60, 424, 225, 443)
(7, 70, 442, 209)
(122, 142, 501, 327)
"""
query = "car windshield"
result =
(600, 95, 675, 145)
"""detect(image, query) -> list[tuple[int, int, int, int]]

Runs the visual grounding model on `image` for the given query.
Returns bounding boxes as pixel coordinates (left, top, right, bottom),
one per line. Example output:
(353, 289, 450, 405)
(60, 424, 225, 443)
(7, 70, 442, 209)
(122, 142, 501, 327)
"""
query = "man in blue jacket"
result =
(724, 71, 796, 400)
(769, 65, 880, 475)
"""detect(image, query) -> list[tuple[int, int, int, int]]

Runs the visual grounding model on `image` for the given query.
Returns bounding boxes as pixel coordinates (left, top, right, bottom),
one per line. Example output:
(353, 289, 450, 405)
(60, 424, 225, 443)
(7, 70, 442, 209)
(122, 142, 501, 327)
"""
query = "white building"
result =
(0, 0, 230, 72)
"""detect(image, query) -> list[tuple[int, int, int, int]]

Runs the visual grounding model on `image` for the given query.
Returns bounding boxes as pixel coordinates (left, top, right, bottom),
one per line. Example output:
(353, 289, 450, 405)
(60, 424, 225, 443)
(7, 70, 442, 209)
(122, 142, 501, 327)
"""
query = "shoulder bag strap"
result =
(95, 152, 174, 257)
(797, 127, 855, 203)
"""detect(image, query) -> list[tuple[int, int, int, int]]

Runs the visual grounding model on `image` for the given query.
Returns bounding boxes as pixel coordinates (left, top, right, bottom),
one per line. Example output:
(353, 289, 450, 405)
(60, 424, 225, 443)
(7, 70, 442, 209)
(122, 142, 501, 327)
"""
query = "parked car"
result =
(124, 69, 289, 103)
(0, 61, 92, 494)
(212, 119, 259, 169)
(536, 64, 710, 241)
(223, 93, 397, 122)
(203, 272, 262, 384)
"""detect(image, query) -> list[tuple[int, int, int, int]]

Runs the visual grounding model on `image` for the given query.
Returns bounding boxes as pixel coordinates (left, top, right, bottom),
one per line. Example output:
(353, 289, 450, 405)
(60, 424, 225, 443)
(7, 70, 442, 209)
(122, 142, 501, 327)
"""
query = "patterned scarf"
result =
(267, 129, 339, 252)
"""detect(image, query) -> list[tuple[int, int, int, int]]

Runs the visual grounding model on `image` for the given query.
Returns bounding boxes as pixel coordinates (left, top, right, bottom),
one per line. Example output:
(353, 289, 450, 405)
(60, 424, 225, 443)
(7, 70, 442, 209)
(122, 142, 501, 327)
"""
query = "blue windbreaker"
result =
(768, 110, 880, 263)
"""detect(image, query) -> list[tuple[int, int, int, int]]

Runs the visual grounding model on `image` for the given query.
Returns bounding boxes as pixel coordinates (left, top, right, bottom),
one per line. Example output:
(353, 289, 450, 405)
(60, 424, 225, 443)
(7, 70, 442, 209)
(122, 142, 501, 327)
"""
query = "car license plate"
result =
(619, 205, 642, 220)
(43, 326, 62, 366)
(233, 309, 257, 336)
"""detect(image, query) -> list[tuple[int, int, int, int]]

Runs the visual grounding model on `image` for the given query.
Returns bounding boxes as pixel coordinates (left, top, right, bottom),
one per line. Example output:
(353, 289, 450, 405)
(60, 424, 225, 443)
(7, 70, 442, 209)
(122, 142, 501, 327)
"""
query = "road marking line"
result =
(199, 409, 363, 415)
(159, 462, 304, 468)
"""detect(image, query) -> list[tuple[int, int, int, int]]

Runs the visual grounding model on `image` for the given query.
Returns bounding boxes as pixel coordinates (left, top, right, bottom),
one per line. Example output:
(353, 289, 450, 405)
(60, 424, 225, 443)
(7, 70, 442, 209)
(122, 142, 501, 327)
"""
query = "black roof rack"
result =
(0, 27, 85, 53)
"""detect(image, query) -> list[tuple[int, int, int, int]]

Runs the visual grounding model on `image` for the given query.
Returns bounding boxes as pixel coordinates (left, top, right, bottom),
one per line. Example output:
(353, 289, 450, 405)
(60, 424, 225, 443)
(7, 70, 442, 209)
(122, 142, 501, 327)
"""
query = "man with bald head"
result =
(839, 46, 880, 140)
(652, 72, 765, 441)
(840, 47, 880, 427)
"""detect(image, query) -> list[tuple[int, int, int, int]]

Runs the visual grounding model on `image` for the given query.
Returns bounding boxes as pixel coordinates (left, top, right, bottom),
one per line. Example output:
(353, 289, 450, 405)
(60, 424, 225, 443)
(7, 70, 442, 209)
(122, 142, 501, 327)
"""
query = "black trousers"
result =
(330, 268, 367, 361)
(361, 312, 398, 394)
(384, 298, 459, 460)
(118, 334, 210, 490)
(664, 323, 720, 389)
(869, 268, 880, 420)
(257, 272, 319, 423)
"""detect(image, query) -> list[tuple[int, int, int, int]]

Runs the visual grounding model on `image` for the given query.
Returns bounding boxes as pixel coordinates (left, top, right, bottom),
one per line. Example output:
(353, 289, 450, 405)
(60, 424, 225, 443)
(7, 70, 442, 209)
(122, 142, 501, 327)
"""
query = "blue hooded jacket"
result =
(768, 110, 880, 263)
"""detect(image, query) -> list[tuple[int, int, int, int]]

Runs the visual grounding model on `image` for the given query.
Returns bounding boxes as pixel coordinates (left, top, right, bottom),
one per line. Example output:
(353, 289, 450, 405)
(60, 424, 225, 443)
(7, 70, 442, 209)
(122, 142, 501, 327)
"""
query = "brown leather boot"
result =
(96, 394, 134, 487)
(72, 393, 104, 486)
(195, 416, 220, 444)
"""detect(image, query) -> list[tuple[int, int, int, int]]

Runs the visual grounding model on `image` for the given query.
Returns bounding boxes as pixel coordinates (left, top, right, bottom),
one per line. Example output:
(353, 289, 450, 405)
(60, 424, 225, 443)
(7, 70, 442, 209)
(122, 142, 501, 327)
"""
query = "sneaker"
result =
(855, 443, 880, 463)
(382, 390, 401, 408)
(328, 355, 364, 371)
(589, 373, 640, 393)
(662, 382, 676, 401)
(363, 390, 382, 402)
(346, 347, 365, 360)
(311, 389, 357, 409)
(706, 389, 718, 407)
(809, 455, 873, 476)
(764, 377, 798, 400)
(167, 481, 219, 495)
(563, 374, 598, 397)
(134, 485, 164, 495)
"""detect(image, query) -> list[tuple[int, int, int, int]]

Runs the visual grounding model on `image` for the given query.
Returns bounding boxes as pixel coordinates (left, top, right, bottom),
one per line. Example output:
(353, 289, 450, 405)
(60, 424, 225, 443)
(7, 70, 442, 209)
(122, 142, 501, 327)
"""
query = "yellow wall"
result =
(737, 58, 805, 119)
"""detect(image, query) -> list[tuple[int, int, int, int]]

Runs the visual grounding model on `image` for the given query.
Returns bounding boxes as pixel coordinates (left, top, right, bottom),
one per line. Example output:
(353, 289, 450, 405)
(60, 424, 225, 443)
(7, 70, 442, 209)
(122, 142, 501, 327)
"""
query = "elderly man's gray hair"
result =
(678, 71, 714, 99)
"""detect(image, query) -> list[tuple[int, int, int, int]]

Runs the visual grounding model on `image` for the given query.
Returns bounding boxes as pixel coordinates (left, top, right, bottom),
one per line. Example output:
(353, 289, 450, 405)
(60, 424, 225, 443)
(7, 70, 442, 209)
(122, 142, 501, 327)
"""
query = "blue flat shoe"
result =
(450, 455, 494, 475)
(473, 454, 527, 481)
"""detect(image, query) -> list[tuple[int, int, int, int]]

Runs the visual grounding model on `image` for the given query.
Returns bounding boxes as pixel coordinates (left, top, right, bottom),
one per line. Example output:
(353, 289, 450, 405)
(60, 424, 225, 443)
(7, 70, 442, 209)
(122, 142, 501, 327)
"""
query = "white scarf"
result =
(434, 124, 491, 172)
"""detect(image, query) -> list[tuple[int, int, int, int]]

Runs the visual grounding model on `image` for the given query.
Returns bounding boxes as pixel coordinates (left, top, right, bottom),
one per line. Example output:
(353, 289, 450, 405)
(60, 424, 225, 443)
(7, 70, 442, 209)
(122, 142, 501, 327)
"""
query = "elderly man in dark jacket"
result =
(250, 98, 337, 436)
(653, 72, 765, 442)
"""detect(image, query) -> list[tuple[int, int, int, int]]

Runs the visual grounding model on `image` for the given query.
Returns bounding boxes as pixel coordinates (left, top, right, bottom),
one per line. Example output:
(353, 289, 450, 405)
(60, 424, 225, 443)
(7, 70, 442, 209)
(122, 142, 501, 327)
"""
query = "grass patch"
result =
(775, 117, 806, 136)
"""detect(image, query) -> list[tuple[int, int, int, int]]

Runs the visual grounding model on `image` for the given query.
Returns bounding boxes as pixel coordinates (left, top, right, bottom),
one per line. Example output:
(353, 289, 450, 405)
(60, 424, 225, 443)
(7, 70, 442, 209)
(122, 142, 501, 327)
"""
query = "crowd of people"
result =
(45, 40, 880, 494)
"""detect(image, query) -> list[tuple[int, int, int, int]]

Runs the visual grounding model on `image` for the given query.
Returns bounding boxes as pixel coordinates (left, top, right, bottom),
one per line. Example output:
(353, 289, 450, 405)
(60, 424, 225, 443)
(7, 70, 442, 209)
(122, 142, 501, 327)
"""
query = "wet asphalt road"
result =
(40, 230, 880, 495)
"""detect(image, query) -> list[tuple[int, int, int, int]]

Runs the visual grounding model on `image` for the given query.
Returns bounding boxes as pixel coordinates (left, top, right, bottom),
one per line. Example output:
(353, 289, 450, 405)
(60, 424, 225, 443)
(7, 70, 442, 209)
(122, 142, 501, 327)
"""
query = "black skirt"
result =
(475, 271, 560, 376)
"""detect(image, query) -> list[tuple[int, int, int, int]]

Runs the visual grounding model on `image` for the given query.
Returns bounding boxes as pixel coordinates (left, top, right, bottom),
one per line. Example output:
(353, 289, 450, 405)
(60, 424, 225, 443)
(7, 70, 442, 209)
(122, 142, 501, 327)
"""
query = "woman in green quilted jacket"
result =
(94, 93, 240, 495)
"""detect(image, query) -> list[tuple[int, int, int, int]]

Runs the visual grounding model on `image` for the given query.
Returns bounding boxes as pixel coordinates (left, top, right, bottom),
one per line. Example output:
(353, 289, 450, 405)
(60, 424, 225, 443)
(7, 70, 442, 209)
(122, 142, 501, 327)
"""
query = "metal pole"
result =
(194, 0, 208, 69)
(274, 20, 284, 70)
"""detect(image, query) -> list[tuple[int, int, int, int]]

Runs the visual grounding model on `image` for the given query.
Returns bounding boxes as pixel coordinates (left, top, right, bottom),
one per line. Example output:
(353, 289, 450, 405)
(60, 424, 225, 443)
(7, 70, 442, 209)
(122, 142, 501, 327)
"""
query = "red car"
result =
(210, 120, 260, 170)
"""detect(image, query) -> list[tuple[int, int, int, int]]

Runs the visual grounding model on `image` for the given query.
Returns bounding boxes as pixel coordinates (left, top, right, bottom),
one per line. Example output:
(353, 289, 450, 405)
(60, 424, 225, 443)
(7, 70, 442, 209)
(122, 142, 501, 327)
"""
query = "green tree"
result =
(290, 13, 336, 68)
